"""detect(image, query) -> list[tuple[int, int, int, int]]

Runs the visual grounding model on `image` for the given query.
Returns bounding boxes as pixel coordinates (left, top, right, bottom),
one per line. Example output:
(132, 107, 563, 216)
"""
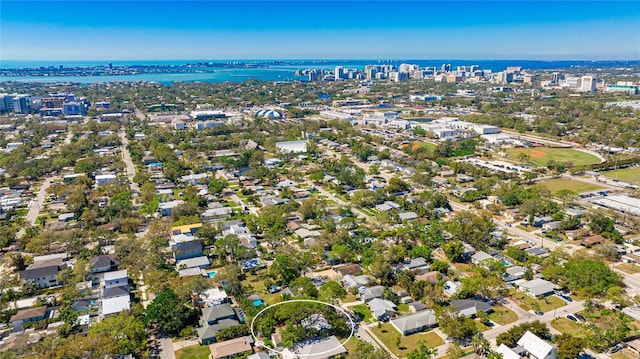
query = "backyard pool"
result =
(207, 271, 217, 278)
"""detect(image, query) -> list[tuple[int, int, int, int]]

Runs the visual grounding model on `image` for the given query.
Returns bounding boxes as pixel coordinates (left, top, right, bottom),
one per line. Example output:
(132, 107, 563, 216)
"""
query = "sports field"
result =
(504, 148, 601, 167)
(539, 178, 604, 194)
(602, 167, 640, 185)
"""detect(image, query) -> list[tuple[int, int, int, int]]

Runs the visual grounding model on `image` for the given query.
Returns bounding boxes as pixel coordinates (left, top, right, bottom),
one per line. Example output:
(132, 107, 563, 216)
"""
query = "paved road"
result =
(119, 131, 139, 203)
(20, 131, 75, 232)
(157, 337, 175, 359)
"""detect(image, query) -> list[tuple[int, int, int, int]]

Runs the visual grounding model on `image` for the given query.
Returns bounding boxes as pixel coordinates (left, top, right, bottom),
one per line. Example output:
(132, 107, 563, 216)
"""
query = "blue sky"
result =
(1, 1, 639, 60)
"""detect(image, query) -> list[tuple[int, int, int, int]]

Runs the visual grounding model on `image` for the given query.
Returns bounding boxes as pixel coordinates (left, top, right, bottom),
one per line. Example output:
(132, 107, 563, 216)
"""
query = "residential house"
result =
(177, 256, 210, 270)
(398, 211, 419, 221)
(517, 331, 557, 359)
(360, 285, 385, 302)
(408, 301, 427, 313)
(89, 255, 119, 274)
(208, 336, 253, 359)
(415, 271, 442, 284)
(342, 274, 371, 290)
(582, 234, 606, 247)
(198, 303, 245, 345)
(471, 251, 494, 265)
(172, 240, 204, 261)
(159, 200, 185, 217)
(104, 270, 128, 288)
(334, 263, 363, 277)
(450, 299, 492, 317)
(519, 279, 556, 298)
(502, 266, 527, 282)
(495, 344, 523, 359)
(444, 280, 462, 296)
(542, 221, 561, 231)
(10, 306, 49, 331)
(390, 310, 438, 335)
(202, 207, 233, 222)
(368, 298, 397, 320)
(20, 263, 65, 289)
(398, 257, 430, 273)
(295, 335, 346, 359)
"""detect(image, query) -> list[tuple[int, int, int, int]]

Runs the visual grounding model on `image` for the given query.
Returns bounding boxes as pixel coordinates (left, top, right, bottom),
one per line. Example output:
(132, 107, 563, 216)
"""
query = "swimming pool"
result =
(207, 271, 217, 278)
(252, 299, 264, 307)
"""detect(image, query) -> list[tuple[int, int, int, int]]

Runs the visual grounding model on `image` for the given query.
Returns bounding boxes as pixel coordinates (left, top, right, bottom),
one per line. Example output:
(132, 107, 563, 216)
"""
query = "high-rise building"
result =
(551, 72, 563, 84)
(0, 94, 32, 114)
(308, 70, 318, 82)
(335, 66, 345, 80)
(441, 64, 452, 72)
(580, 75, 596, 92)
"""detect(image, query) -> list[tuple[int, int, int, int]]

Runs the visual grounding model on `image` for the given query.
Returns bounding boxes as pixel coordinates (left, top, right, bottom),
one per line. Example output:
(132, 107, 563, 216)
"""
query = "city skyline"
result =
(1, 1, 640, 61)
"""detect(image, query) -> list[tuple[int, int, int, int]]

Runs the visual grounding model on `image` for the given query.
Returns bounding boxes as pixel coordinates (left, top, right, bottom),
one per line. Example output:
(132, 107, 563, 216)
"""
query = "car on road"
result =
(567, 315, 578, 322)
(535, 310, 543, 316)
(574, 313, 586, 322)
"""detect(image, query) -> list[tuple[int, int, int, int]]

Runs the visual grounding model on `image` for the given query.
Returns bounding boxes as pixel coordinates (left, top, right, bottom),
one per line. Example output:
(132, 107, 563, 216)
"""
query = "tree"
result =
(347, 340, 390, 359)
(442, 240, 465, 263)
(406, 341, 436, 359)
(438, 307, 478, 341)
(270, 255, 301, 286)
(318, 281, 347, 304)
(446, 342, 465, 359)
(290, 277, 318, 298)
(216, 324, 250, 342)
(555, 334, 584, 359)
(85, 312, 147, 357)
(144, 289, 199, 336)
(496, 321, 550, 347)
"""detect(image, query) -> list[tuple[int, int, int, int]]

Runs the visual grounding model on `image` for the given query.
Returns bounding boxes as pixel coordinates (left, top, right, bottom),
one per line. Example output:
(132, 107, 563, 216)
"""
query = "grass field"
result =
(175, 345, 209, 359)
(370, 323, 444, 357)
(602, 167, 640, 184)
(504, 148, 601, 167)
(350, 304, 373, 323)
(538, 178, 604, 194)
(513, 294, 565, 312)
(488, 306, 518, 325)
(411, 141, 437, 152)
(551, 318, 587, 338)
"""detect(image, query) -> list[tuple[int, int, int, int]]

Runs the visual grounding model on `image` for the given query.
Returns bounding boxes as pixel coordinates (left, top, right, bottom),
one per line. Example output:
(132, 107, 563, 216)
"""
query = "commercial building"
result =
(580, 75, 596, 92)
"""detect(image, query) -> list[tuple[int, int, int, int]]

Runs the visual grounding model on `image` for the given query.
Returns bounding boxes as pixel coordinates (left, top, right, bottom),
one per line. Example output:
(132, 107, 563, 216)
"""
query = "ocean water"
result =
(1, 59, 638, 84)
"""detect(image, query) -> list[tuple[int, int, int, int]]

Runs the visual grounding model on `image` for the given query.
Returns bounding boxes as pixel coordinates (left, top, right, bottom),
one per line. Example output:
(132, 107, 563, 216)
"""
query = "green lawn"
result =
(350, 304, 373, 323)
(396, 303, 410, 315)
(370, 323, 444, 357)
(488, 306, 518, 325)
(550, 318, 587, 338)
(538, 178, 604, 194)
(175, 345, 209, 359)
(602, 167, 640, 185)
(504, 148, 601, 167)
(513, 294, 566, 312)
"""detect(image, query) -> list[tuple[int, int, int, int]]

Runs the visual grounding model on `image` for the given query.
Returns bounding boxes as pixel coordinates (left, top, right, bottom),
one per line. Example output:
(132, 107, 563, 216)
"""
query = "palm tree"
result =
(471, 333, 490, 357)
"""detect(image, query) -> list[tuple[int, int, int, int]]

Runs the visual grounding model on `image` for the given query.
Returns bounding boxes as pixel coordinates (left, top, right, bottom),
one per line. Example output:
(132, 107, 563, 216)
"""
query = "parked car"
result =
(574, 313, 586, 322)
(561, 295, 573, 302)
(567, 315, 578, 322)
(535, 310, 543, 316)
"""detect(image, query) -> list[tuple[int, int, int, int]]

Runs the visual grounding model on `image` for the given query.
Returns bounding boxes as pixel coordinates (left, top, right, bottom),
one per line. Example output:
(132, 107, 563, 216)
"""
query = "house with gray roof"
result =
(360, 285, 385, 302)
(368, 298, 397, 320)
(390, 310, 438, 335)
(295, 335, 346, 359)
(450, 299, 492, 317)
(519, 279, 556, 298)
(198, 303, 245, 345)
(342, 274, 371, 290)
(19, 264, 66, 289)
